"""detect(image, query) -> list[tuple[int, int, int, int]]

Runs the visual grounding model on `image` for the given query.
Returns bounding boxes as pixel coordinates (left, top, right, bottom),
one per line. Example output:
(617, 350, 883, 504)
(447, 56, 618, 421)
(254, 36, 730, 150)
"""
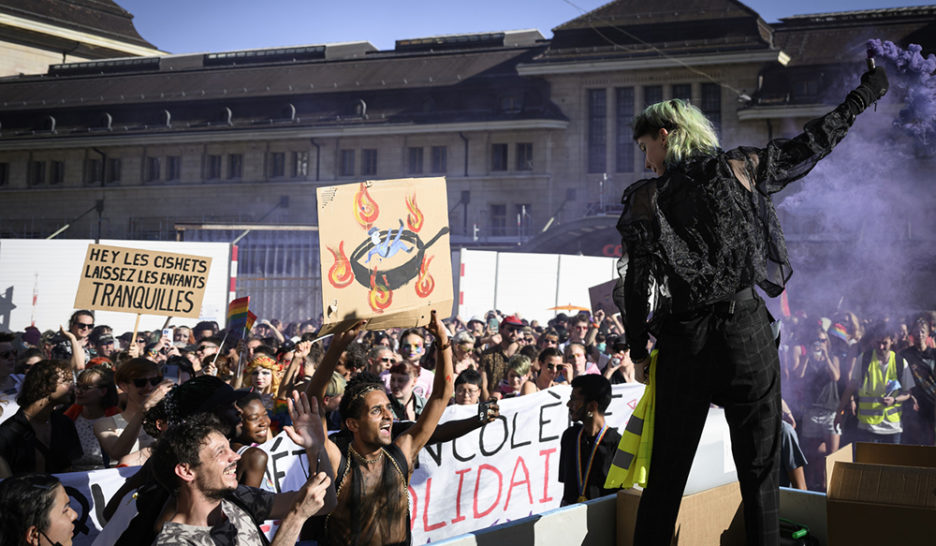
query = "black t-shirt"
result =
(558, 423, 622, 505)
(0, 408, 82, 474)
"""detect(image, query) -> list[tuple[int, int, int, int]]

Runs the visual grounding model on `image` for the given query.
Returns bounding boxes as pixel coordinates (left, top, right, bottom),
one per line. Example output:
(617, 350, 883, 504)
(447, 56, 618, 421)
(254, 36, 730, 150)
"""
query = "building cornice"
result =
(0, 12, 166, 57)
(0, 118, 569, 150)
(517, 49, 790, 76)
(737, 103, 835, 120)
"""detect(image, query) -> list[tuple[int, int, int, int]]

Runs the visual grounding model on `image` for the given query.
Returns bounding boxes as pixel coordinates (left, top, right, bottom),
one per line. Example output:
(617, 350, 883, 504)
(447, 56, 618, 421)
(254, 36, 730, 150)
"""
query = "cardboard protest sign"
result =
(588, 278, 619, 315)
(317, 177, 452, 334)
(74, 244, 211, 318)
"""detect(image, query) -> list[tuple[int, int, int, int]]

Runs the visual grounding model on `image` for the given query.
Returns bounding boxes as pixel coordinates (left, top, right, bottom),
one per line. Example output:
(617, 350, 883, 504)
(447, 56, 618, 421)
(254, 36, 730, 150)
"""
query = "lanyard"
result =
(576, 424, 608, 501)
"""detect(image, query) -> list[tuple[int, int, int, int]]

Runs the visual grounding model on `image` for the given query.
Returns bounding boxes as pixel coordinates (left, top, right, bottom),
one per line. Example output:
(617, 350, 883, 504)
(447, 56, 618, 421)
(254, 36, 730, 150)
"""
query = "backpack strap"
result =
(224, 490, 271, 546)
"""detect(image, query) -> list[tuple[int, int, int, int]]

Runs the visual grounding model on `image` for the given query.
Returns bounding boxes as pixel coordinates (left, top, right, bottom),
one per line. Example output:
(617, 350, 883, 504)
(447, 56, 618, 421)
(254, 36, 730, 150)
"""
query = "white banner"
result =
(409, 383, 644, 543)
(54, 384, 646, 544)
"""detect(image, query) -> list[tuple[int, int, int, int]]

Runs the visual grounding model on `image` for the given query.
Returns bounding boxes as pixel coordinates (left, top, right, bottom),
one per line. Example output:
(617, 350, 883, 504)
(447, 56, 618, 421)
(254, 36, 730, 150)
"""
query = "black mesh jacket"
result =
(615, 90, 871, 361)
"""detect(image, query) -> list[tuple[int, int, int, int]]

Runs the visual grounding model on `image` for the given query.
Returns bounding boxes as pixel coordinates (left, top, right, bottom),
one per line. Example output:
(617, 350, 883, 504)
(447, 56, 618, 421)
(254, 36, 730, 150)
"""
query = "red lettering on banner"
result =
(504, 456, 534, 510)
(422, 478, 447, 532)
(451, 467, 471, 524)
(409, 485, 418, 530)
(472, 464, 503, 518)
(539, 448, 557, 503)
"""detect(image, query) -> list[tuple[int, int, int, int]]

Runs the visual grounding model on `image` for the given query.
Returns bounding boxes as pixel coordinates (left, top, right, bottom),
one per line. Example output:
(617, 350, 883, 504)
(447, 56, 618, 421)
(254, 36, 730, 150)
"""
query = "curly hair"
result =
(17, 360, 70, 408)
(0, 474, 62, 546)
(339, 372, 387, 421)
(633, 98, 719, 168)
(150, 413, 224, 492)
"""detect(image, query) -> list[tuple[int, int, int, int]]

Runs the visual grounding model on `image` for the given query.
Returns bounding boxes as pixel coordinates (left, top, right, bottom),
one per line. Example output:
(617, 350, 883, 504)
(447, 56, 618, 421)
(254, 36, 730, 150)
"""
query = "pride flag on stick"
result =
(227, 296, 256, 342)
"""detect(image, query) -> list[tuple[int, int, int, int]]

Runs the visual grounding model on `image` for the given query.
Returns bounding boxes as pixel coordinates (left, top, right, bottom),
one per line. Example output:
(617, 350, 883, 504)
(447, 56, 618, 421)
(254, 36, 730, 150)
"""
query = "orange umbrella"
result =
(547, 304, 590, 312)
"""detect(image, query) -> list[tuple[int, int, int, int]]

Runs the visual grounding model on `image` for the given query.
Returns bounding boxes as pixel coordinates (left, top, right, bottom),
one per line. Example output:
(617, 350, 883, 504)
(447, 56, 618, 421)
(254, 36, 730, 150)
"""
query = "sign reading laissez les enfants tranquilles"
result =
(74, 244, 212, 318)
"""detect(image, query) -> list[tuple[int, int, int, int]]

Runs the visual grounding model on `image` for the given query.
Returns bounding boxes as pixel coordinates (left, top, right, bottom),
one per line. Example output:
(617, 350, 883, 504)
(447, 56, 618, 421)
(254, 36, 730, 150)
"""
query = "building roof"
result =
(534, 0, 775, 65)
(0, 0, 157, 49)
(0, 42, 567, 141)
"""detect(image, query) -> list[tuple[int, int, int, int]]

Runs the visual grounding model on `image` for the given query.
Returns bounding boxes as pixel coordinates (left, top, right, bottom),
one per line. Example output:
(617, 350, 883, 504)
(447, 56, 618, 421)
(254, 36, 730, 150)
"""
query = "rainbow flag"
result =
(227, 296, 250, 341)
(830, 323, 849, 343)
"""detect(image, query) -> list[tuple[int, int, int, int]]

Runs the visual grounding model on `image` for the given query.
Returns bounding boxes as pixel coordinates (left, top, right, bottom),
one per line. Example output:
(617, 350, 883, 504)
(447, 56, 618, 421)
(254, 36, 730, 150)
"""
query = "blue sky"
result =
(116, 0, 934, 54)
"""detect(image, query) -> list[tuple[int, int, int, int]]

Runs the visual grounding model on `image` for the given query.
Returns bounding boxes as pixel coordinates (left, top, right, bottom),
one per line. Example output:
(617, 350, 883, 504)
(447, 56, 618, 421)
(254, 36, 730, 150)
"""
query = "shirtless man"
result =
(307, 311, 454, 545)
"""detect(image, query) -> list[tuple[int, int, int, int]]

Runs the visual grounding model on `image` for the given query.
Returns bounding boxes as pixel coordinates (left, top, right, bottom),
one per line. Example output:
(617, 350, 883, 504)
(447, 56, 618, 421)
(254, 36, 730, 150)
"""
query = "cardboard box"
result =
(616, 481, 745, 546)
(826, 443, 936, 546)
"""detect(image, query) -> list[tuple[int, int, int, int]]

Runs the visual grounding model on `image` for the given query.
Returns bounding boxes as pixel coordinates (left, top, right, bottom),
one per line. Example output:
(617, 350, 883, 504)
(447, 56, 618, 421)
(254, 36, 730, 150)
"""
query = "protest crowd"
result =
(0, 299, 934, 544)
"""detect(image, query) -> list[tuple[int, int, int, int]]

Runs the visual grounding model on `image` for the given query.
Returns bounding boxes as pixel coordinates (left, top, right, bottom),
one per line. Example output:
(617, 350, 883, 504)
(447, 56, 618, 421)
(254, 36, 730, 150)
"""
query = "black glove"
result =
(860, 66, 889, 101)
(844, 66, 888, 117)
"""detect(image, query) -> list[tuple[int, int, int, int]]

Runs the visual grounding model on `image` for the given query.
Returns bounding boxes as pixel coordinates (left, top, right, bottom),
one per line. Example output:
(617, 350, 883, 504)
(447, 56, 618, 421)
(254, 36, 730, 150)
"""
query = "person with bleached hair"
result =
(614, 65, 889, 545)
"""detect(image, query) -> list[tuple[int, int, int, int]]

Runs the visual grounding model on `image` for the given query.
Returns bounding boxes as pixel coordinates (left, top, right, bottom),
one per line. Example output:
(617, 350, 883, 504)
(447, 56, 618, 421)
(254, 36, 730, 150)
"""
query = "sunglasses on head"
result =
(133, 376, 163, 388)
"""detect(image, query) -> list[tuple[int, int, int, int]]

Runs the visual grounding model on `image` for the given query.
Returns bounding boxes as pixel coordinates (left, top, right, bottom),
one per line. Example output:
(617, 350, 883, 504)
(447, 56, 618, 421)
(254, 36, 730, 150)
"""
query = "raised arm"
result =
(752, 67, 889, 194)
(305, 321, 365, 474)
(397, 310, 455, 464)
(59, 325, 86, 371)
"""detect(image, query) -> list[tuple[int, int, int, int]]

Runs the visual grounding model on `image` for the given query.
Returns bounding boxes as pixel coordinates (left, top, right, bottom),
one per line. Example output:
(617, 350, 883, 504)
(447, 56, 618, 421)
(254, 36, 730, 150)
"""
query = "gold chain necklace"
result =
(348, 445, 385, 465)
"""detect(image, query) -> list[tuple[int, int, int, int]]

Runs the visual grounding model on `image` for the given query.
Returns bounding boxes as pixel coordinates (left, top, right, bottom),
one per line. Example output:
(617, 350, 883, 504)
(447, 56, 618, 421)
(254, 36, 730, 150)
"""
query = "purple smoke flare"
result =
(867, 39, 936, 141)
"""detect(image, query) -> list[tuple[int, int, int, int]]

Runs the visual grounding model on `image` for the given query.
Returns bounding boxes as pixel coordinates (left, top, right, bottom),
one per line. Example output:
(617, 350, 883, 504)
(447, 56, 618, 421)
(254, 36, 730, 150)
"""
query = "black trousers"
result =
(634, 295, 781, 546)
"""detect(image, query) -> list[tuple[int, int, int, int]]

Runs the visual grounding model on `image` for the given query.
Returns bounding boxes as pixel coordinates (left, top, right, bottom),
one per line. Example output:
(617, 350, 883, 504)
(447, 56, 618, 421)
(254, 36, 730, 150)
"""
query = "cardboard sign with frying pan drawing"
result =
(317, 177, 453, 335)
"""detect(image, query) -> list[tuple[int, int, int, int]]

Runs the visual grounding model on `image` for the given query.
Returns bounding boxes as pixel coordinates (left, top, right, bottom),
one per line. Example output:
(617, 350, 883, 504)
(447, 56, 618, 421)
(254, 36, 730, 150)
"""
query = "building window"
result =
(407, 147, 423, 175)
(270, 152, 286, 178)
(85, 158, 102, 184)
(515, 143, 533, 171)
(672, 83, 692, 102)
(587, 89, 606, 173)
(0, 162, 8, 186)
(292, 151, 309, 178)
(361, 149, 377, 176)
(701, 83, 722, 135)
(145, 157, 161, 182)
(616, 87, 635, 173)
(430, 146, 447, 174)
(105, 158, 121, 184)
(206, 155, 221, 180)
(490, 204, 506, 236)
(491, 143, 508, 171)
(166, 156, 181, 181)
(28, 161, 45, 185)
(643, 85, 663, 108)
(339, 149, 355, 177)
(228, 154, 243, 179)
(49, 160, 64, 185)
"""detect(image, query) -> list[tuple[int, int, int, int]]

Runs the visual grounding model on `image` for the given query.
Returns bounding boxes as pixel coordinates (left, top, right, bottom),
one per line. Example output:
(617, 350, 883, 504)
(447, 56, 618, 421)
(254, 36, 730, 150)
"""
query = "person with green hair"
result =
(614, 66, 889, 545)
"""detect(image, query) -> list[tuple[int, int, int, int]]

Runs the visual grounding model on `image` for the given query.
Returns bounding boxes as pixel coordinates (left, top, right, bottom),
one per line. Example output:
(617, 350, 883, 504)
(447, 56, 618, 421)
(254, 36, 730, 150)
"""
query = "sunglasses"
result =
(380, 357, 397, 363)
(196, 345, 217, 352)
(75, 383, 105, 392)
(545, 364, 559, 370)
(132, 376, 163, 388)
(76, 323, 94, 330)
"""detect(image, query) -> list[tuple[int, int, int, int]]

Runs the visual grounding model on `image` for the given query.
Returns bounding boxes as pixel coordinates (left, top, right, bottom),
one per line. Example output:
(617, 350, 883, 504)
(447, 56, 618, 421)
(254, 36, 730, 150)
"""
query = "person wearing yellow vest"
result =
(835, 324, 913, 444)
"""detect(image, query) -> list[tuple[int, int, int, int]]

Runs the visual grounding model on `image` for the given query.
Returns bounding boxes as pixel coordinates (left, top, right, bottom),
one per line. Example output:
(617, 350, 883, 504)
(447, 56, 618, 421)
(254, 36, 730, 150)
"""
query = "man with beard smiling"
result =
(151, 392, 337, 545)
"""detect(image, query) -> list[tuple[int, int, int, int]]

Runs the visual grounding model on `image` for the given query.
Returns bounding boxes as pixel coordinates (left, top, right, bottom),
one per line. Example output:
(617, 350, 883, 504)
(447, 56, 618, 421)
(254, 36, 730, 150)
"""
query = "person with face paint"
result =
(617, 66, 889, 545)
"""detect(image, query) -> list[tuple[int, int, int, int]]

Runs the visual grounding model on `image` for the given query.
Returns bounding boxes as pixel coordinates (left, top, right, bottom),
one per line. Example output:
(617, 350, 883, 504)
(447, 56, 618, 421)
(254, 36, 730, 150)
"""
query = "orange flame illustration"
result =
(354, 183, 379, 229)
(326, 242, 354, 289)
(406, 193, 423, 233)
(415, 255, 435, 298)
(368, 269, 393, 312)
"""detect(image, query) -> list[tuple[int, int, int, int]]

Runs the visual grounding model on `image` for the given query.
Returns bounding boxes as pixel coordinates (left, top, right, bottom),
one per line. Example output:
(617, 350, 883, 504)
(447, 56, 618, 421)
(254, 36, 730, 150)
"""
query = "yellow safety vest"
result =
(605, 350, 657, 490)
(857, 350, 902, 426)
